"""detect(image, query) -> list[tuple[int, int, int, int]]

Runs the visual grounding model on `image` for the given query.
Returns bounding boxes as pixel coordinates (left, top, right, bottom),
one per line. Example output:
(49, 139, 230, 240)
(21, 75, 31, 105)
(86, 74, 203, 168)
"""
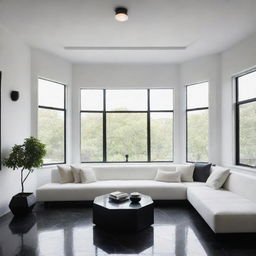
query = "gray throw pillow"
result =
(57, 165, 74, 184)
(80, 167, 97, 183)
(71, 165, 81, 183)
(193, 163, 212, 182)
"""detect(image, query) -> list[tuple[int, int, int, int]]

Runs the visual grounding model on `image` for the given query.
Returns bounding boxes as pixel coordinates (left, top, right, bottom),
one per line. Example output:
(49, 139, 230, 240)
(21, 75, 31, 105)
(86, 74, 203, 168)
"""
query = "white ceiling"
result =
(0, 0, 256, 63)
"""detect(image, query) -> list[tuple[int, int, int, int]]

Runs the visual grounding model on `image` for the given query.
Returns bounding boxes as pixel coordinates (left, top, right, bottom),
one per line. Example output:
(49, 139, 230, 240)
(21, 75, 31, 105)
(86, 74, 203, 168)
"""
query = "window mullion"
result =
(147, 89, 151, 162)
(103, 89, 107, 162)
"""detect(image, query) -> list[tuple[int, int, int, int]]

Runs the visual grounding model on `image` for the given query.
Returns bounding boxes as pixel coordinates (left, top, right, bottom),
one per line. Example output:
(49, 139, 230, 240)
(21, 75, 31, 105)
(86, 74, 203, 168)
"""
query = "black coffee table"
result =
(93, 194, 154, 232)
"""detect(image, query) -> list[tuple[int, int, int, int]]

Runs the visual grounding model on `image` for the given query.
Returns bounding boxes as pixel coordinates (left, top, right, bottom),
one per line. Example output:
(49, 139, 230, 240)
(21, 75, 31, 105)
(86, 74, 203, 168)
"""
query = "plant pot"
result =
(9, 193, 36, 216)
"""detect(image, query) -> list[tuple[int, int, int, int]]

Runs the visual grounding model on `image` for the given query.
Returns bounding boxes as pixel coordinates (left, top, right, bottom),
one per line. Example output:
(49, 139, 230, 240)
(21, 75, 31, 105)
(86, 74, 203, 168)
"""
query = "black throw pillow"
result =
(193, 163, 212, 182)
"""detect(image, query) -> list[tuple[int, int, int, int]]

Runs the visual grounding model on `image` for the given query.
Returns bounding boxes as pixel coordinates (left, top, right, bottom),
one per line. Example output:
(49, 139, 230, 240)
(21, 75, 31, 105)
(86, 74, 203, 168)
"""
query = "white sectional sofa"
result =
(188, 171, 256, 233)
(36, 164, 256, 233)
(37, 165, 202, 201)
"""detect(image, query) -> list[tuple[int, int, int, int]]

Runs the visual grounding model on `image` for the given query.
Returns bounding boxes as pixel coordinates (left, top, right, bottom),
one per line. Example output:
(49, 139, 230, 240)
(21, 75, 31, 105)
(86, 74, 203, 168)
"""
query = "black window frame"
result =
(186, 82, 209, 163)
(80, 88, 174, 163)
(235, 70, 256, 168)
(38, 78, 67, 165)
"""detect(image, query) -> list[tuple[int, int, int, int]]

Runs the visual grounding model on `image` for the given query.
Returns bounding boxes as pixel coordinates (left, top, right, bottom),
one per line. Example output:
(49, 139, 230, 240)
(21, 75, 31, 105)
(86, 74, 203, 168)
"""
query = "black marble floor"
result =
(1, 202, 256, 256)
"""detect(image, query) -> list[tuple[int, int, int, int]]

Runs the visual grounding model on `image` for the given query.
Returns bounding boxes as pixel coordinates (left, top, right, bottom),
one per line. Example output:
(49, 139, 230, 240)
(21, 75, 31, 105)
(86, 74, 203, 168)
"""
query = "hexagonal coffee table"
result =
(93, 194, 154, 232)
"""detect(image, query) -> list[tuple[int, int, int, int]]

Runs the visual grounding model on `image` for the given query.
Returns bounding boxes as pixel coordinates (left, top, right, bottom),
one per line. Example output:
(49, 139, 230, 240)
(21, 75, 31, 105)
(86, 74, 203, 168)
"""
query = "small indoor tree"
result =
(3, 136, 46, 193)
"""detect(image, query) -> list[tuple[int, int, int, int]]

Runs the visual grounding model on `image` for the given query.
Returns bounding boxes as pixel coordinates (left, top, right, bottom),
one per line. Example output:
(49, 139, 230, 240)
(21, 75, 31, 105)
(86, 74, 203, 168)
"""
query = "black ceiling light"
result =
(115, 7, 128, 22)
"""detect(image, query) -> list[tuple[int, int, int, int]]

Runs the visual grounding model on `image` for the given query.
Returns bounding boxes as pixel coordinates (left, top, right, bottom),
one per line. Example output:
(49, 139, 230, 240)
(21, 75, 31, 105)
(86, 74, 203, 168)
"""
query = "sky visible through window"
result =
(238, 71, 256, 101)
(38, 79, 64, 108)
(187, 82, 208, 109)
(81, 89, 174, 112)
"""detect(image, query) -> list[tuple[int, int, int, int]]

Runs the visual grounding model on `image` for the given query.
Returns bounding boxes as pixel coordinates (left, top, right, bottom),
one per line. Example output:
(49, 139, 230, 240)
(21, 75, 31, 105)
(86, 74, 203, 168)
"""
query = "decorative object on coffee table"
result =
(3, 137, 46, 216)
(130, 192, 141, 203)
(109, 191, 129, 202)
(93, 194, 154, 232)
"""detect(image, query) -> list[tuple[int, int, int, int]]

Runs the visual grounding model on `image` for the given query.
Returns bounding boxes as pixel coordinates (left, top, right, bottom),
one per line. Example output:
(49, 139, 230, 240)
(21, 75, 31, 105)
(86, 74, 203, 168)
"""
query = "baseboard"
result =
(0, 208, 11, 218)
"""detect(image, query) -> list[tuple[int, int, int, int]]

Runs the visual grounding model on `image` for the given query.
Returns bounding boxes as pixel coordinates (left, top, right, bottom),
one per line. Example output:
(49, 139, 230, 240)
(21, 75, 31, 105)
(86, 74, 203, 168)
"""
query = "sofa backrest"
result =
(93, 166, 159, 180)
(51, 164, 178, 182)
(223, 171, 256, 203)
(52, 169, 61, 183)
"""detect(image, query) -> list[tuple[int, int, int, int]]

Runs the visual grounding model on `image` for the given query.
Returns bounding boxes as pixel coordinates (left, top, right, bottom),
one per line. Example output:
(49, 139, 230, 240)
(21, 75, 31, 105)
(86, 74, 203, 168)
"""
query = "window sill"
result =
(39, 165, 57, 169)
(39, 162, 177, 169)
(228, 165, 256, 175)
(40, 163, 66, 169)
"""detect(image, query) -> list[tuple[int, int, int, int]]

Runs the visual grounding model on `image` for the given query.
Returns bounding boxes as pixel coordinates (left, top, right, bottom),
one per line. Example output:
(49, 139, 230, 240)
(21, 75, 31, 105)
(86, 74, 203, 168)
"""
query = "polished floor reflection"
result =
(0, 202, 256, 255)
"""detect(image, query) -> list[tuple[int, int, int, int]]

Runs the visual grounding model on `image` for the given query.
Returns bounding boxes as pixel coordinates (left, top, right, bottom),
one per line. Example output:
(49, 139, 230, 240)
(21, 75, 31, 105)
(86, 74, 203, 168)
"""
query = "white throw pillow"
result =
(156, 166, 176, 172)
(176, 164, 195, 182)
(206, 166, 230, 189)
(80, 167, 97, 183)
(71, 165, 81, 183)
(57, 165, 74, 184)
(155, 169, 181, 182)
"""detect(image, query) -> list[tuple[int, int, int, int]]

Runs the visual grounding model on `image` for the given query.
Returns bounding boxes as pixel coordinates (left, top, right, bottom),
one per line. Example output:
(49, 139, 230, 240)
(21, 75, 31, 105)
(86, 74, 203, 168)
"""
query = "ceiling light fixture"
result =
(115, 7, 128, 22)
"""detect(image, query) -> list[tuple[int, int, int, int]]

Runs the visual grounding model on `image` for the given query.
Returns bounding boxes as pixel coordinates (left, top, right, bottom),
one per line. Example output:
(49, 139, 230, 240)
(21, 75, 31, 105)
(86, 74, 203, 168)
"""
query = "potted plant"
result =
(3, 136, 46, 216)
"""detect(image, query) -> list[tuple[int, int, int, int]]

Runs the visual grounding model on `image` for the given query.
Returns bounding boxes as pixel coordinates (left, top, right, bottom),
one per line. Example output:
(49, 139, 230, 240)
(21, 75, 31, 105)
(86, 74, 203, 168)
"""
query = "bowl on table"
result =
(130, 192, 142, 203)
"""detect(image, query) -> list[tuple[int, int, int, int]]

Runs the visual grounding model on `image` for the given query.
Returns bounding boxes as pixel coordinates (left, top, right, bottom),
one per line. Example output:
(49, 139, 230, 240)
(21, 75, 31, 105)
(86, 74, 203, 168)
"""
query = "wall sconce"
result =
(10, 91, 19, 101)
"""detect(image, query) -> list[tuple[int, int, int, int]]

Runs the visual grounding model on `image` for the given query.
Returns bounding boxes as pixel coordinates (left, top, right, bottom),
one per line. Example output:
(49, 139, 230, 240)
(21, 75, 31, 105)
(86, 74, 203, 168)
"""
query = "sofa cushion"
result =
(206, 166, 230, 189)
(80, 167, 97, 183)
(71, 166, 81, 183)
(155, 169, 181, 182)
(223, 172, 256, 204)
(57, 165, 74, 184)
(36, 180, 187, 201)
(176, 164, 195, 182)
(187, 186, 256, 233)
(183, 182, 206, 187)
(193, 163, 212, 182)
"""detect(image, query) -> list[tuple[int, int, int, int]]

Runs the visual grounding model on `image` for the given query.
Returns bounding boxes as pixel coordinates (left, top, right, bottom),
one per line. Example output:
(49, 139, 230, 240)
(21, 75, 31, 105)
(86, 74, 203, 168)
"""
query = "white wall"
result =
(30, 48, 72, 186)
(179, 54, 222, 164)
(72, 63, 180, 163)
(0, 26, 32, 217)
(221, 33, 256, 169)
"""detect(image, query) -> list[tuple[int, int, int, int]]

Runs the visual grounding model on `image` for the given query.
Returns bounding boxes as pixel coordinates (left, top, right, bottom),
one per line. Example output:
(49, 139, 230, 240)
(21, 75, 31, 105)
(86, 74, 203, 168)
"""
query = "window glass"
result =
(38, 108, 65, 164)
(38, 78, 66, 164)
(81, 113, 103, 162)
(238, 102, 256, 166)
(106, 90, 147, 111)
(38, 79, 64, 108)
(151, 112, 173, 161)
(106, 113, 147, 161)
(187, 82, 208, 109)
(238, 72, 256, 101)
(150, 89, 173, 110)
(236, 70, 256, 167)
(81, 89, 103, 111)
(187, 109, 208, 162)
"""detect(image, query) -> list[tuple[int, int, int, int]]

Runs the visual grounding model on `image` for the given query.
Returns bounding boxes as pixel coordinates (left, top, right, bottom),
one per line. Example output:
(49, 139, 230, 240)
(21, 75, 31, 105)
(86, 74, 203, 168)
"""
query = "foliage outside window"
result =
(80, 89, 173, 162)
(38, 78, 66, 164)
(236, 70, 256, 168)
(186, 82, 209, 162)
